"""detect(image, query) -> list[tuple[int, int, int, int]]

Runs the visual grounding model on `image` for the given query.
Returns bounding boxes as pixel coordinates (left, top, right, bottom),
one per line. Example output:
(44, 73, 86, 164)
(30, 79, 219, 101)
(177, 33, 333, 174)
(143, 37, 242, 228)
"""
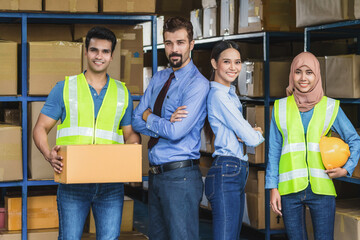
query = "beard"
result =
(168, 53, 183, 68)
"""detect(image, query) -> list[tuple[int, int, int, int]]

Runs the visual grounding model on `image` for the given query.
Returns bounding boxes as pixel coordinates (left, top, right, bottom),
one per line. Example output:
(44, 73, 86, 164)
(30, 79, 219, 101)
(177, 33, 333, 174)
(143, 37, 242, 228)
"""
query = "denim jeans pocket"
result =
(205, 173, 215, 200)
(222, 160, 241, 177)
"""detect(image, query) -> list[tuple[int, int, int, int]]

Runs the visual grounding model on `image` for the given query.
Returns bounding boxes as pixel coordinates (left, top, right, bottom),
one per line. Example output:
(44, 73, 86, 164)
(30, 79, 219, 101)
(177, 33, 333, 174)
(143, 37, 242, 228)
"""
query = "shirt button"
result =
(94, 93, 96, 96)
(156, 131, 159, 133)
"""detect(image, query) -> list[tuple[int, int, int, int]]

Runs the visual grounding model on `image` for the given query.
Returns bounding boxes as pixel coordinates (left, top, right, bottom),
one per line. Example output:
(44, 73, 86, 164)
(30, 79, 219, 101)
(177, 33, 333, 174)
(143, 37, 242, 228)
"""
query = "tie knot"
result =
(169, 72, 175, 80)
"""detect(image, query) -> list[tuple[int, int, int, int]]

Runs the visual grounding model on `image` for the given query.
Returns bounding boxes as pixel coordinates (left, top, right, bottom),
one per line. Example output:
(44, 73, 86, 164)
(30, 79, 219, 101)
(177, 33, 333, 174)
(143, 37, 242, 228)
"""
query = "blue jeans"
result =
(281, 185, 335, 240)
(148, 164, 203, 240)
(205, 156, 249, 240)
(57, 183, 124, 240)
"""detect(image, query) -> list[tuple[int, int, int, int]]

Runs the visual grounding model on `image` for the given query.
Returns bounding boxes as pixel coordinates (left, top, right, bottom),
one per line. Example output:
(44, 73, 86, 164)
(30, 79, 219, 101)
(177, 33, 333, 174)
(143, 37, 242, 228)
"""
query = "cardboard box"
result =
(28, 41, 82, 96)
(0, 0, 42, 11)
(307, 198, 360, 240)
(238, 0, 297, 34)
(0, 125, 22, 181)
(100, 0, 155, 13)
(245, 105, 272, 164)
(296, 0, 354, 27)
(0, 229, 58, 240)
(0, 41, 17, 96)
(203, 7, 217, 38)
(74, 25, 143, 95)
(55, 144, 142, 183)
(245, 168, 284, 229)
(191, 9, 203, 39)
(5, 195, 58, 230)
(89, 196, 134, 233)
(325, 54, 360, 98)
(44, 0, 98, 12)
(133, 101, 150, 176)
(220, 0, 236, 35)
(82, 38, 121, 80)
(28, 102, 58, 180)
(0, 24, 73, 43)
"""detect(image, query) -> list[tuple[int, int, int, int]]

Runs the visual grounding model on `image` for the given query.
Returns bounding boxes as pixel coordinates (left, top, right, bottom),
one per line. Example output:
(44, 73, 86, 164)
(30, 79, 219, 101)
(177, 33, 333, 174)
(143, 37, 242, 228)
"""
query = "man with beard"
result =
(132, 17, 209, 240)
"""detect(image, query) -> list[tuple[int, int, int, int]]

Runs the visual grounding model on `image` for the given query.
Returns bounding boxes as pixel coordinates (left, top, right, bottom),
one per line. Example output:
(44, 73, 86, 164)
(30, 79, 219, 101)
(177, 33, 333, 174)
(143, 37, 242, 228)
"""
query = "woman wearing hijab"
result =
(265, 52, 360, 240)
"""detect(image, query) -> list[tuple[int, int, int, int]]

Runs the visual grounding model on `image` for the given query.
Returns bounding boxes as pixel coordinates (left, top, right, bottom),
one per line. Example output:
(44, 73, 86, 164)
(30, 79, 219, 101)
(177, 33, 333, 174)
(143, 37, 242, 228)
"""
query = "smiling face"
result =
(85, 38, 113, 74)
(293, 65, 316, 93)
(164, 28, 194, 71)
(211, 48, 242, 87)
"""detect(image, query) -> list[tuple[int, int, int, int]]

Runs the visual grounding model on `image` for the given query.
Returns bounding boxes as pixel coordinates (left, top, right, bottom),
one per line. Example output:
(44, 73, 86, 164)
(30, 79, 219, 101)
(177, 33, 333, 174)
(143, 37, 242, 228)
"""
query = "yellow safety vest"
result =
(274, 95, 339, 196)
(56, 73, 128, 145)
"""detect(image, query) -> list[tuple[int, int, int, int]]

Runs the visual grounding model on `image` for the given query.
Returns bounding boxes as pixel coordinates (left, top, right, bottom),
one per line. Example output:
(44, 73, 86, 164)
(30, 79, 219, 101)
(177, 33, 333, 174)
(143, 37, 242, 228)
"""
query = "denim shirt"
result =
(265, 107, 360, 189)
(207, 81, 264, 160)
(132, 60, 210, 165)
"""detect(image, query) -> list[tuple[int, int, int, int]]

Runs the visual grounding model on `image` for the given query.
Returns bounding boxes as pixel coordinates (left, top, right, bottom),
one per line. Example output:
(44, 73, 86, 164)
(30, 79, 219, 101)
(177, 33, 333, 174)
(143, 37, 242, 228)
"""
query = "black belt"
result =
(149, 159, 199, 175)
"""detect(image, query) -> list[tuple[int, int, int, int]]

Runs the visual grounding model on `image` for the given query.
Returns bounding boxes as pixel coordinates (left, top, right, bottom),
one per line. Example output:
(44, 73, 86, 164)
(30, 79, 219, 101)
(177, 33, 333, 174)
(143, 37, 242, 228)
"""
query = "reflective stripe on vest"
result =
(56, 73, 128, 145)
(275, 95, 339, 196)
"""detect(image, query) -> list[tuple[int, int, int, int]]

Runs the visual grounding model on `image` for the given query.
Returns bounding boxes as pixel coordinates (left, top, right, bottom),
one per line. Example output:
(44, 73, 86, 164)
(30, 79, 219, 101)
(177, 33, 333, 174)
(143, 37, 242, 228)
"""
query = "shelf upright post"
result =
(263, 32, 271, 240)
(21, 13, 28, 240)
(151, 15, 158, 76)
(304, 27, 310, 52)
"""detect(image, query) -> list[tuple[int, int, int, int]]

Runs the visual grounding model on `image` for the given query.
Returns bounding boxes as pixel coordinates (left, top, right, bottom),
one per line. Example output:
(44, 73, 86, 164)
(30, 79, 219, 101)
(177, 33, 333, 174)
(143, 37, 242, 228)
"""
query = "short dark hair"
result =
(85, 26, 117, 54)
(210, 41, 241, 81)
(163, 17, 194, 42)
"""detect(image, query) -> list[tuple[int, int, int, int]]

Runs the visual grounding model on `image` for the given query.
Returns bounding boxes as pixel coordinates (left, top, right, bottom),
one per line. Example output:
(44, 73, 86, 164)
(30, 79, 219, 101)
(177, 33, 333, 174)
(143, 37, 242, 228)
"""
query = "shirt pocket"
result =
(164, 94, 182, 116)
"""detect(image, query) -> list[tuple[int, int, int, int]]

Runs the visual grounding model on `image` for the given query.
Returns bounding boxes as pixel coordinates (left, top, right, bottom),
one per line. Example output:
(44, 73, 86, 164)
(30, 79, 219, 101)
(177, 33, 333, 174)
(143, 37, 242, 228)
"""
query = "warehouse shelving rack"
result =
(145, 31, 306, 240)
(0, 12, 157, 240)
(305, 21, 360, 186)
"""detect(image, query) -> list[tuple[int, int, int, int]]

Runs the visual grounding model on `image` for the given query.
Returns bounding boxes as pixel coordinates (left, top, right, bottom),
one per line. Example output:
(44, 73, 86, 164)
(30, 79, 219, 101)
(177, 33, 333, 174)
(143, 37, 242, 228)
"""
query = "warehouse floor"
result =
(128, 187, 288, 240)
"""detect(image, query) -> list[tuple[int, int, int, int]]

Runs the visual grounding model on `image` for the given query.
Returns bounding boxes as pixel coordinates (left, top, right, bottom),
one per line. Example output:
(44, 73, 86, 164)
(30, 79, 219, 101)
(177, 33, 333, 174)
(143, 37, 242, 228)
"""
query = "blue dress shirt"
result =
(132, 60, 210, 165)
(207, 81, 264, 159)
(265, 106, 360, 189)
(41, 73, 133, 126)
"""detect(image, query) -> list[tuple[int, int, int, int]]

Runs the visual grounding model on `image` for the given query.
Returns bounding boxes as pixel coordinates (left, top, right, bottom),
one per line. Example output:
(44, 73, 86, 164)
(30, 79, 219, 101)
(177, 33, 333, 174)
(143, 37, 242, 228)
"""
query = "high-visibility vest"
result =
(274, 95, 339, 196)
(56, 73, 128, 145)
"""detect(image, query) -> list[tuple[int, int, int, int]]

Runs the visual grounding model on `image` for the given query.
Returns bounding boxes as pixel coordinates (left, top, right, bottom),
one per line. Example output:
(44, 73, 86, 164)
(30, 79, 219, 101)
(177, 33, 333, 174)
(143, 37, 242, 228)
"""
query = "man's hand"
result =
(325, 168, 348, 179)
(270, 188, 282, 216)
(170, 106, 188, 123)
(46, 145, 63, 174)
(142, 108, 153, 122)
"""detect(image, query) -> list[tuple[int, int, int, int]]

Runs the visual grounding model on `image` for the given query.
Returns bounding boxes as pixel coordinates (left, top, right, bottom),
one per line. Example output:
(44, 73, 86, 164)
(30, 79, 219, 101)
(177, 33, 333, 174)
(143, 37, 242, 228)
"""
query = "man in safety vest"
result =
(33, 26, 140, 239)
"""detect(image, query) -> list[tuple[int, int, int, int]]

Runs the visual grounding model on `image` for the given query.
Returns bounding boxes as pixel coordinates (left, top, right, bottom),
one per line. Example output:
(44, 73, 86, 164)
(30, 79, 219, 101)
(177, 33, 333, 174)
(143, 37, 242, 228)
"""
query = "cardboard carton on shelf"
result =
(55, 144, 142, 184)
(238, 0, 298, 34)
(296, 0, 354, 27)
(89, 196, 134, 233)
(74, 24, 143, 95)
(220, 0, 235, 35)
(0, 125, 22, 181)
(99, 0, 155, 13)
(5, 195, 58, 230)
(0, 0, 42, 11)
(44, 0, 98, 12)
(28, 102, 58, 180)
(0, 229, 58, 240)
(0, 41, 17, 96)
(245, 105, 272, 164)
(28, 41, 82, 96)
(325, 54, 360, 98)
(203, 7, 217, 38)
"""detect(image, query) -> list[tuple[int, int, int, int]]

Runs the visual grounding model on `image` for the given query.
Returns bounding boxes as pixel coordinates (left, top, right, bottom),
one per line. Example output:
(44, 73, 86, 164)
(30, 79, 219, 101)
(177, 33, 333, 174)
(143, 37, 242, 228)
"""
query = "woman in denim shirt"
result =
(204, 41, 264, 240)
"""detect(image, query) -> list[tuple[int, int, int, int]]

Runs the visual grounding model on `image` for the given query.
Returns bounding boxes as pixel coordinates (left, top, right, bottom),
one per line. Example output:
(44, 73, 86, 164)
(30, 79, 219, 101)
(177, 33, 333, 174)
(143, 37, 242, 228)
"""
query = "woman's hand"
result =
(325, 168, 348, 179)
(270, 188, 282, 216)
(253, 127, 263, 135)
(170, 106, 188, 123)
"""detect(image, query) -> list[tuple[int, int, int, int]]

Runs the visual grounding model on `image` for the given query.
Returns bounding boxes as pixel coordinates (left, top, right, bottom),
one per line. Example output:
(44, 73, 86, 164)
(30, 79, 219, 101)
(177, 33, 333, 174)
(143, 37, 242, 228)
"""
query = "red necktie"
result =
(148, 72, 175, 149)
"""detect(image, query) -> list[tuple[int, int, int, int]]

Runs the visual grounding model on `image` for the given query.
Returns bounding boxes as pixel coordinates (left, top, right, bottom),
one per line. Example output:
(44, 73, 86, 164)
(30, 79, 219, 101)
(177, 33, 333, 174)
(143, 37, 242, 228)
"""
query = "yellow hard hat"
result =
(319, 136, 350, 170)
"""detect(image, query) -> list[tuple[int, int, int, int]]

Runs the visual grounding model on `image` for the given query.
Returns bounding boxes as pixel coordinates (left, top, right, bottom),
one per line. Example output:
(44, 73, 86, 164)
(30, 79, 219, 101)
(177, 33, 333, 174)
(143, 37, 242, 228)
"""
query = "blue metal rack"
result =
(145, 31, 306, 240)
(0, 12, 157, 240)
(305, 20, 360, 185)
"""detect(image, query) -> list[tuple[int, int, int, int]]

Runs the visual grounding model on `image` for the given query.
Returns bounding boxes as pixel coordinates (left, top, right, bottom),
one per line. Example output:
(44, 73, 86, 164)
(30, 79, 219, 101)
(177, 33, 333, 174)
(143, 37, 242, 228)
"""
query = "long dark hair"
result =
(210, 41, 241, 81)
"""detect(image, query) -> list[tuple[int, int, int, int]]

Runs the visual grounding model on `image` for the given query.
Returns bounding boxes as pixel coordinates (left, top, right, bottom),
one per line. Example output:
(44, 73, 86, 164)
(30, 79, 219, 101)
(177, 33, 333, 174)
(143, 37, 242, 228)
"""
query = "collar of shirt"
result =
(210, 81, 236, 94)
(82, 70, 110, 92)
(171, 59, 196, 81)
